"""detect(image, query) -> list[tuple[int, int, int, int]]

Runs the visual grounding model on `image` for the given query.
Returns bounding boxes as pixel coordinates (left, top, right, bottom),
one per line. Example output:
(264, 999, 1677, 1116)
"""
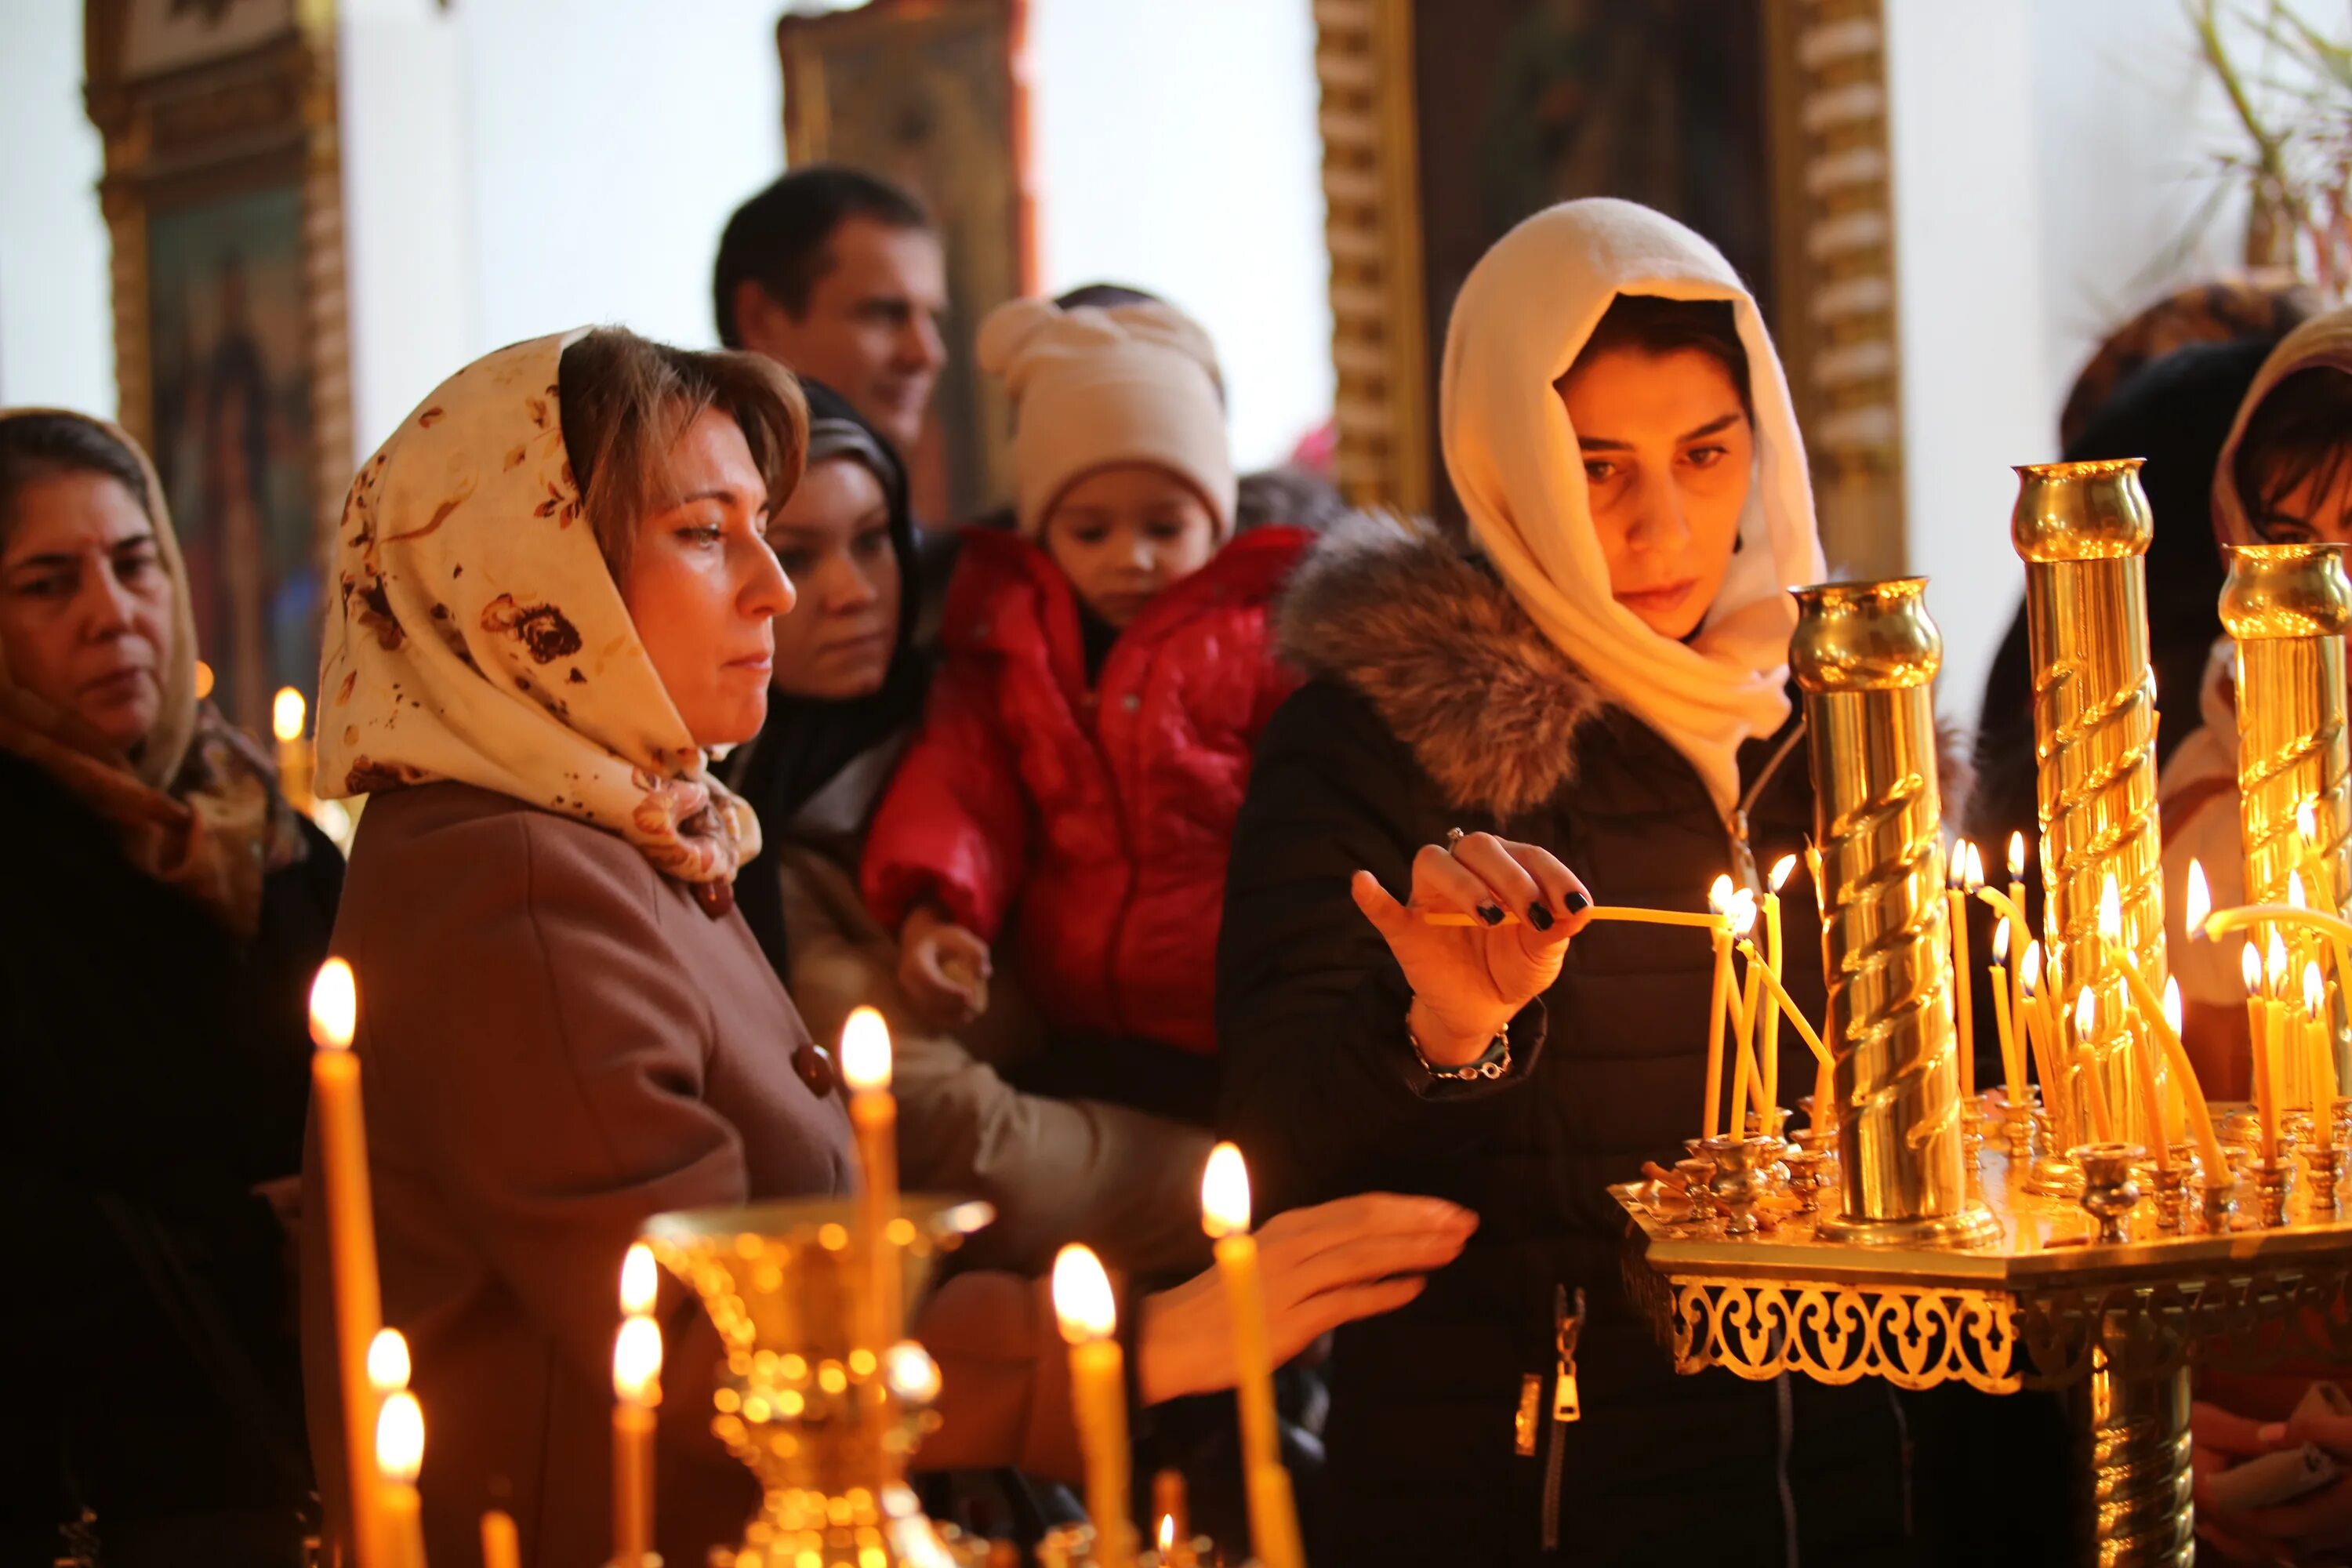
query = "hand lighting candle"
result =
(1052, 1245, 1134, 1568)
(612, 1243, 662, 1567)
(1201, 1145, 1305, 1568)
(370, 1330, 426, 1568)
(839, 1007, 903, 1350)
(310, 959, 386, 1568)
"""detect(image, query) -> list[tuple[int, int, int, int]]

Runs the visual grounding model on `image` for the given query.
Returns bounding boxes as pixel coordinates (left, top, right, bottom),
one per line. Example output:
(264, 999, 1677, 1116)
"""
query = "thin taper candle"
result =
(1702, 875, 1736, 1138)
(1053, 1246, 1134, 1568)
(840, 1008, 902, 1350)
(310, 960, 387, 1568)
(1762, 855, 1795, 1113)
(1201, 1145, 1304, 1568)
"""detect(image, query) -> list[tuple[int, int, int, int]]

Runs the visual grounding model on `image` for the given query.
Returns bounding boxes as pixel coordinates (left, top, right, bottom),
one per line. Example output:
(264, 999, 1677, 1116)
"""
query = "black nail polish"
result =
(1478, 903, 1506, 927)
(1563, 889, 1592, 914)
(1527, 902, 1555, 931)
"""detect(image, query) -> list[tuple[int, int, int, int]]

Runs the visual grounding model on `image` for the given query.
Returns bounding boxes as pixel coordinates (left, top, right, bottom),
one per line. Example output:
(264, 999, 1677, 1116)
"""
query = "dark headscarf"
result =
(731, 380, 927, 975)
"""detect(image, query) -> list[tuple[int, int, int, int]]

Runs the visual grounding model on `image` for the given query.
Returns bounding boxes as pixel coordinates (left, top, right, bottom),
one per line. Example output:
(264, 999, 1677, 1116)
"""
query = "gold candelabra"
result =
(2221, 543, 2352, 1084)
(1788, 579, 1995, 1246)
(2013, 459, 2168, 1160)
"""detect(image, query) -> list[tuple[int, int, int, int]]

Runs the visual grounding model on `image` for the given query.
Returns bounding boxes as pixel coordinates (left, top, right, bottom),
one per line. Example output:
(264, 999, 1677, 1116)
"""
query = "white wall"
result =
(0, 0, 113, 414)
(1029, 0, 1334, 470)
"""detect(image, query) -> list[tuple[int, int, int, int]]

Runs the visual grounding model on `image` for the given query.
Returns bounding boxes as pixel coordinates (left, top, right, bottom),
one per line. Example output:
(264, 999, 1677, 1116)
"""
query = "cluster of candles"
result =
(308, 961, 1301, 1566)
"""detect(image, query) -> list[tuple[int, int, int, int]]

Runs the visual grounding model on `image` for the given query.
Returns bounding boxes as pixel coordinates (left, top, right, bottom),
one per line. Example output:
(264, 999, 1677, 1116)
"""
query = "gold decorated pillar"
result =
(2013, 460, 2167, 1155)
(2220, 543, 2352, 1085)
(1791, 579, 1997, 1245)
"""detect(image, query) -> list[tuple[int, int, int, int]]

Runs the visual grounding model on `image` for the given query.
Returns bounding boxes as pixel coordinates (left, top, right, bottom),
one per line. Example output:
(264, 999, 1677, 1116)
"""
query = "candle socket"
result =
(1999, 1091, 2042, 1164)
(1708, 1136, 1777, 1238)
(2028, 1139, 2087, 1200)
(2281, 1110, 2317, 1156)
(2136, 1147, 2196, 1232)
(2296, 1142, 2348, 1216)
(1675, 1156, 1722, 1229)
(1744, 1105, 1791, 1142)
(2248, 1156, 2297, 1228)
(2198, 1172, 2239, 1234)
(1782, 1137, 1835, 1217)
(2221, 1106, 2265, 1152)
(2071, 1143, 2146, 1245)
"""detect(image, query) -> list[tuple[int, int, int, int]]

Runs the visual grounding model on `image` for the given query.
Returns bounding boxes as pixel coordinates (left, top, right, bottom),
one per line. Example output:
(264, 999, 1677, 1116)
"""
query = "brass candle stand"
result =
(642, 1196, 996, 1568)
(2015, 461, 2169, 1158)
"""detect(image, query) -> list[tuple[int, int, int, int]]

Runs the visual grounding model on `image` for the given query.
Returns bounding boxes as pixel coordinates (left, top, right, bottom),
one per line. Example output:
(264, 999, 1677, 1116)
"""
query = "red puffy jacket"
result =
(862, 524, 1311, 1056)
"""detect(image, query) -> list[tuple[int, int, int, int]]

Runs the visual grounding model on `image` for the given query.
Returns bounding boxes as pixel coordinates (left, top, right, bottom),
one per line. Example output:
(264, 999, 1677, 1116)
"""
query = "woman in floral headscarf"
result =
(300, 328, 1478, 1568)
(0, 408, 341, 1563)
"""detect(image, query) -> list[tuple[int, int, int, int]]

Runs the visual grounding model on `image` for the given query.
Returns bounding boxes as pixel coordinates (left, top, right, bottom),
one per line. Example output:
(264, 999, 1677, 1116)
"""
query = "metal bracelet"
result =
(1407, 1016, 1511, 1080)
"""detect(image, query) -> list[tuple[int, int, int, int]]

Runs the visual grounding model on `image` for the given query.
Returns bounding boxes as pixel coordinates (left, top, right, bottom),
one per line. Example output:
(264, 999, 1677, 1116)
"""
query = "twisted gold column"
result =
(1791, 579, 1998, 1246)
(2014, 460, 2167, 1156)
(2221, 544, 2352, 1087)
(2067, 1330, 2194, 1567)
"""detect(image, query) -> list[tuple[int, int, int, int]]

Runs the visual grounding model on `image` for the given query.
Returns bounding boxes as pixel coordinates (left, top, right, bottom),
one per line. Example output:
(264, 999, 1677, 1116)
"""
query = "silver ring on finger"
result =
(1445, 827, 1467, 848)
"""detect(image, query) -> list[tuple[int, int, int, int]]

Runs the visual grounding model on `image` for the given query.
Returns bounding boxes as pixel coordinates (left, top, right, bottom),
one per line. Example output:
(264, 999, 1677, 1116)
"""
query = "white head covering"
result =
(315, 331, 760, 884)
(978, 297, 1237, 539)
(1441, 197, 1825, 814)
(2210, 304, 2352, 548)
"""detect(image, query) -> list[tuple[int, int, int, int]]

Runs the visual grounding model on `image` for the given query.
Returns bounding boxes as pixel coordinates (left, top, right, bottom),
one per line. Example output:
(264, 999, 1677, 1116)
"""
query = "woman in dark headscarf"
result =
(728, 382, 1212, 1276)
(0, 408, 342, 1564)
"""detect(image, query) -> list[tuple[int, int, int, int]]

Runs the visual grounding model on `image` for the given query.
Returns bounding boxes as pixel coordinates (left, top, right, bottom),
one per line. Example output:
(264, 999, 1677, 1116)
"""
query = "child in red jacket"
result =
(861, 296, 1309, 1115)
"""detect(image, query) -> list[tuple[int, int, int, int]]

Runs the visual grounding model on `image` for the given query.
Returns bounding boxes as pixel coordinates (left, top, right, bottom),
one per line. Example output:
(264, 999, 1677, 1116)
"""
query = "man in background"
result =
(713, 165, 948, 458)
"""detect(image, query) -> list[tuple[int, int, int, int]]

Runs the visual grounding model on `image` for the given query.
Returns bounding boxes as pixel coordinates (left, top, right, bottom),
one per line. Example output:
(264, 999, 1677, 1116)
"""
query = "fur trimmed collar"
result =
(1279, 515, 1606, 818)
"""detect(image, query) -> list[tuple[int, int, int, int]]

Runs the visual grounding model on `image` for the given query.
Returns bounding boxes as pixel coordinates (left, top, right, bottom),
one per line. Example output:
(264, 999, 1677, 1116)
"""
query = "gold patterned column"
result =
(1791, 579, 1998, 1245)
(2220, 543, 2352, 1087)
(2014, 460, 2167, 1155)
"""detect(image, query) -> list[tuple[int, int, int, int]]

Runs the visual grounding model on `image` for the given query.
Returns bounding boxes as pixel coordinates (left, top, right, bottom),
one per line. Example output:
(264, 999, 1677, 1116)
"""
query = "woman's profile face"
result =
(1556, 345, 1754, 641)
(618, 408, 795, 750)
(0, 470, 175, 751)
(766, 456, 901, 701)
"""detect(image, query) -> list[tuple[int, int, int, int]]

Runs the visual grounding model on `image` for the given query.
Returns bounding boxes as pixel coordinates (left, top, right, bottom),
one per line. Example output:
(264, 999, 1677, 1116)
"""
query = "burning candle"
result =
(371, 1330, 426, 1568)
(1990, 918, 2024, 1109)
(2073, 988, 2117, 1141)
(1200, 1145, 1304, 1568)
(481, 1512, 520, 1568)
(310, 959, 387, 1568)
(1948, 841, 1979, 1102)
(273, 686, 314, 815)
(1703, 874, 1736, 1139)
(2019, 943, 2060, 1122)
(2307, 960, 2334, 1117)
(1725, 891, 1764, 1131)
(840, 1007, 902, 1349)
(2007, 832, 2029, 934)
(1762, 855, 1795, 1112)
(2251, 938, 2284, 1162)
(612, 1244, 662, 1566)
(1152, 1471, 1195, 1568)
(1052, 1245, 1134, 1568)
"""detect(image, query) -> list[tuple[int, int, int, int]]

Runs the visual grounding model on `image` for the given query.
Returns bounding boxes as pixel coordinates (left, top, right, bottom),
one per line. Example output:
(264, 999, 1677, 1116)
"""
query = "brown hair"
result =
(2236, 365, 2352, 539)
(556, 328, 808, 577)
(1568, 294, 1752, 412)
(0, 414, 154, 550)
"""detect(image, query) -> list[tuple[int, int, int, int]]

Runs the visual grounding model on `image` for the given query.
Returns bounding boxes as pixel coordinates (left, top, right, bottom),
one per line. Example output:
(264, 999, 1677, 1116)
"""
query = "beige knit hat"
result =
(978, 297, 1237, 539)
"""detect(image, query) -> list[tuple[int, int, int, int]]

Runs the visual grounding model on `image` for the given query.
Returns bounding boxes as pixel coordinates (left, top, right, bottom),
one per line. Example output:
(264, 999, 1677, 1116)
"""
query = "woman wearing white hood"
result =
(1217, 199, 1910, 1563)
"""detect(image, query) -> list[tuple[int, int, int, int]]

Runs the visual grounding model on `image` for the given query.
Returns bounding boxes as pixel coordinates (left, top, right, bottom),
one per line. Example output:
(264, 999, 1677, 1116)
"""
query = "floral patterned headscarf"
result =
(315, 331, 760, 884)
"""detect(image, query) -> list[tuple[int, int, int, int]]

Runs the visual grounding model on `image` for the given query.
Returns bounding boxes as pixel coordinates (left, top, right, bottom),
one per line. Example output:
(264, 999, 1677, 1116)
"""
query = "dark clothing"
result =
(1216, 522, 1910, 1566)
(1, 748, 342, 1566)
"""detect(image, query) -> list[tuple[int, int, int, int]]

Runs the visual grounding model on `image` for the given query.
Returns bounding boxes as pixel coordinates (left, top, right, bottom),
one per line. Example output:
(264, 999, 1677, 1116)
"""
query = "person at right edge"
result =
(1217, 197, 1913, 1565)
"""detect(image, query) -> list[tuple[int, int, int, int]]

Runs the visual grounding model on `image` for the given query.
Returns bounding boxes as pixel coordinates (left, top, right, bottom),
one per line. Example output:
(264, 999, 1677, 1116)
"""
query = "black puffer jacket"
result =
(1217, 522, 1911, 1566)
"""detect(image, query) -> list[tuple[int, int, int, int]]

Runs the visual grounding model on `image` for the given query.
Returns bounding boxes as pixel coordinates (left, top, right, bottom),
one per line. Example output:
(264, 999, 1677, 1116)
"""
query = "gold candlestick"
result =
(2013, 459, 2169, 1156)
(2220, 541, 2352, 1111)
(1788, 579, 1994, 1246)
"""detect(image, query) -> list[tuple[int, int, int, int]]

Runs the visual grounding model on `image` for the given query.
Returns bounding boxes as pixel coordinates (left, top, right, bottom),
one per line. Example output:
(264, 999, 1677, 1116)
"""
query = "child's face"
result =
(1040, 463, 1219, 627)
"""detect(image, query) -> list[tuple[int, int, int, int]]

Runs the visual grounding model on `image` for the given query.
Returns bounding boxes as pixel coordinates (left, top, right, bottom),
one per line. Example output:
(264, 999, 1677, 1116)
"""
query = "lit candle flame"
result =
(367, 1327, 410, 1393)
(2163, 977, 2183, 1033)
(2008, 832, 2026, 880)
(308, 958, 356, 1051)
(1965, 842, 1985, 890)
(1768, 854, 1795, 893)
(2299, 800, 2320, 845)
(1201, 1142, 1252, 1239)
(883, 1341, 942, 1404)
(2290, 871, 2310, 910)
(1708, 873, 1734, 915)
(1051, 1243, 1116, 1344)
(376, 1390, 424, 1485)
(612, 1315, 663, 1405)
(2243, 939, 2264, 997)
(2186, 860, 2211, 934)
(1994, 917, 2011, 963)
(272, 686, 307, 744)
(1160, 1515, 1177, 1553)
(2097, 873, 2122, 940)
(193, 659, 216, 701)
(2269, 931, 2291, 991)
(2021, 940, 2042, 998)
(2306, 960, 2325, 1019)
(619, 1242, 658, 1316)
(1726, 888, 1759, 937)
(2074, 987, 2096, 1039)
(840, 1006, 892, 1093)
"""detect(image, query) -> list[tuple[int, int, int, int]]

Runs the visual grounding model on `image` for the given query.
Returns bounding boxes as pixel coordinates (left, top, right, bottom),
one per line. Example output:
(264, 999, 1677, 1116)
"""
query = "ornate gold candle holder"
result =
(643, 1196, 994, 1568)
(2071, 1142, 2145, 1245)
(1789, 579, 1996, 1247)
(2013, 460, 2168, 1155)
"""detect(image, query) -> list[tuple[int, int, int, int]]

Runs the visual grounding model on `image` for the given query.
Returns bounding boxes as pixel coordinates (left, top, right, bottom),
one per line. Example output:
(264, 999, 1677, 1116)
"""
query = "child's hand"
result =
(898, 905, 993, 1029)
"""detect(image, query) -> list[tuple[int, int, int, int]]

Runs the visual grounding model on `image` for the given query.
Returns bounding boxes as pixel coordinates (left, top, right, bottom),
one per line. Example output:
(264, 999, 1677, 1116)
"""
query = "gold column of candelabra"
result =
(1788, 579, 1997, 1246)
(2220, 543, 2352, 1088)
(2013, 460, 2169, 1173)
(643, 1196, 994, 1568)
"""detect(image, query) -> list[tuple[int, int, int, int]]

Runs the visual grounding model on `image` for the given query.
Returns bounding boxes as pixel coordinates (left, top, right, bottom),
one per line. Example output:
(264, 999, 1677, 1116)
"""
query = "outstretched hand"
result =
(1352, 832, 1592, 1065)
(2194, 1397, 2352, 1563)
(1135, 1192, 1478, 1406)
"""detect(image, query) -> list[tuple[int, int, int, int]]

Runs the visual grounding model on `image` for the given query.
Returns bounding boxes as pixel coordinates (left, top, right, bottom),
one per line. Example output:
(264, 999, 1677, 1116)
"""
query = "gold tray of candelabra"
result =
(1611, 1145, 2352, 1396)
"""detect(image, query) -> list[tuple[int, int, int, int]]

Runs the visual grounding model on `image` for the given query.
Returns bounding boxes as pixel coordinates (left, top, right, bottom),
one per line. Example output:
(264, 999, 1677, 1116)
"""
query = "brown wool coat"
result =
(302, 782, 1079, 1568)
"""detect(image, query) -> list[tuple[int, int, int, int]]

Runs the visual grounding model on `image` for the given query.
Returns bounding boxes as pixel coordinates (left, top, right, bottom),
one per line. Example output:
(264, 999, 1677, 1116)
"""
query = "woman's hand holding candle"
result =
(1355, 833, 1590, 1068)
